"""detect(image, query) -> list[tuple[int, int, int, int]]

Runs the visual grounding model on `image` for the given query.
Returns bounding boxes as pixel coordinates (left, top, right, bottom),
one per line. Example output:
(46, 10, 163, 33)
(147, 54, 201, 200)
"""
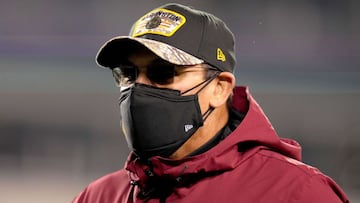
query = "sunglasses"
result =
(112, 60, 219, 88)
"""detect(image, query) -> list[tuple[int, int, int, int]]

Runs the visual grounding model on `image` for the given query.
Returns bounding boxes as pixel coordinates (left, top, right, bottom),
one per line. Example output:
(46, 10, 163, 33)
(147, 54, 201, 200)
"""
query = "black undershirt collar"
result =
(188, 108, 245, 157)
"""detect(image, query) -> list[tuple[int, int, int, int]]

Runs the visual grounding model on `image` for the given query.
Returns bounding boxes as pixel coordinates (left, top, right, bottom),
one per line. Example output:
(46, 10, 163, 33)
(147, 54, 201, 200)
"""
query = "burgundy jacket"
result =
(73, 87, 349, 203)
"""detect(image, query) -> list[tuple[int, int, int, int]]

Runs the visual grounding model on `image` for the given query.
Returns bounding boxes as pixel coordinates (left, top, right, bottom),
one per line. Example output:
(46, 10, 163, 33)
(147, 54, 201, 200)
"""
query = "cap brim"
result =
(96, 36, 204, 69)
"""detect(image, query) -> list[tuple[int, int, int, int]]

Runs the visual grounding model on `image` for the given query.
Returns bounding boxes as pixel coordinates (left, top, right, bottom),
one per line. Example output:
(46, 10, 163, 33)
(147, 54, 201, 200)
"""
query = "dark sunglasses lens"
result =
(147, 62, 175, 85)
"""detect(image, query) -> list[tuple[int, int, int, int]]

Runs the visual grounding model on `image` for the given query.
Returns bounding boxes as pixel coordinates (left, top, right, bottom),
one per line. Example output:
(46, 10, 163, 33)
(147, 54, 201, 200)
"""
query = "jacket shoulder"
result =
(72, 169, 131, 203)
(255, 149, 349, 202)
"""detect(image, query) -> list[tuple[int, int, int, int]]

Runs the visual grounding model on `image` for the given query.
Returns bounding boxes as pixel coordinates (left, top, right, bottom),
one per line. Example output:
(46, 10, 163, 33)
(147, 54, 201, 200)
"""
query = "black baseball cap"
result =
(96, 3, 236, 72)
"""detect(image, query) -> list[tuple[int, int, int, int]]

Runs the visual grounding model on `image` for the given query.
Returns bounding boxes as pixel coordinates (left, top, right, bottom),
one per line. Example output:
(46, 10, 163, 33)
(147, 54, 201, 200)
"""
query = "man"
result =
(73, 3, 349, 202)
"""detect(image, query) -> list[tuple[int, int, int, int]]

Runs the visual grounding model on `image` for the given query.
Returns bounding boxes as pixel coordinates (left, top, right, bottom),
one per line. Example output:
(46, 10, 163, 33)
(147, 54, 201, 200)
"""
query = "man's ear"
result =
(209, 72, 235, 108)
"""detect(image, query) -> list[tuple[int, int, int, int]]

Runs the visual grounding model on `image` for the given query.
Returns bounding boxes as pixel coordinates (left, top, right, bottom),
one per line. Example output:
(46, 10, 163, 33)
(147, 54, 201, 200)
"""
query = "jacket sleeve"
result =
(72, 187, 88, 203)
(70, 170, 133, 203)
(295, 174, 349, 203)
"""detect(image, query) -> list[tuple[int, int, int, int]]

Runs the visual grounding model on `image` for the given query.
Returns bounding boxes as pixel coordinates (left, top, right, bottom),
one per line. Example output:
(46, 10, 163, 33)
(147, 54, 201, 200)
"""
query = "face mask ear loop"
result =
(118, 87, 132, 104)
(180, 72, 220, 96)
(202, 106, 215, 122)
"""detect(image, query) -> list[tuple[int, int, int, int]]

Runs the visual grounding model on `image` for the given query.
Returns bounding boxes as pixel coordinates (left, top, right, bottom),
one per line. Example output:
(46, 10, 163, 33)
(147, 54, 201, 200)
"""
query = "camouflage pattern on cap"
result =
(134, 38, 204, 65)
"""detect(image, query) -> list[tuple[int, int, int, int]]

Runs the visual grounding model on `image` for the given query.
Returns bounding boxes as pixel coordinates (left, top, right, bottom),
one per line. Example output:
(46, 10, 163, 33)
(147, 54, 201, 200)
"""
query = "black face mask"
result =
(119, 74, 218, 160)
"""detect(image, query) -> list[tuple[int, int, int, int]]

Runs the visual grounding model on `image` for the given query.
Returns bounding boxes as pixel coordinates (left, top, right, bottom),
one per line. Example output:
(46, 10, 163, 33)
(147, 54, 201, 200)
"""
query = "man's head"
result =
(96, 3, 236, 159)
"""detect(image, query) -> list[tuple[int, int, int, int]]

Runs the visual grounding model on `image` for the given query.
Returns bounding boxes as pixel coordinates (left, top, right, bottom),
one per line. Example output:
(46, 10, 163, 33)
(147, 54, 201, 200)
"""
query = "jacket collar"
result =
(125, 86, 301, 196)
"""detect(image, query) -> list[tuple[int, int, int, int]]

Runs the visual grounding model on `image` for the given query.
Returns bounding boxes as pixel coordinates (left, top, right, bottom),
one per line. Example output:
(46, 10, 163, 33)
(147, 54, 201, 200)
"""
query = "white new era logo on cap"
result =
(184, 124, 193, 132)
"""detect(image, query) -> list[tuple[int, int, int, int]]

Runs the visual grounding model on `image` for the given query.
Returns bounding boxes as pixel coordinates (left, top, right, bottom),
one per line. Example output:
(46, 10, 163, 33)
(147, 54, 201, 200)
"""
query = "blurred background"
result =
(1, 0, 359, 202)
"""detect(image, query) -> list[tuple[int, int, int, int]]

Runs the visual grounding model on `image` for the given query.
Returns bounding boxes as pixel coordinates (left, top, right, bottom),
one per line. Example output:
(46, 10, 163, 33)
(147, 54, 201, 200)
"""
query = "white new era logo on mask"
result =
(184, 124, 193, 132)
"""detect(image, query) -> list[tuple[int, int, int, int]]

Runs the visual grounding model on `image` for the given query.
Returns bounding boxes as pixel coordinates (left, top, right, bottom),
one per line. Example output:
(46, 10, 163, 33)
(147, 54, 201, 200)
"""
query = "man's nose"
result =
(135, 71, 151, 85)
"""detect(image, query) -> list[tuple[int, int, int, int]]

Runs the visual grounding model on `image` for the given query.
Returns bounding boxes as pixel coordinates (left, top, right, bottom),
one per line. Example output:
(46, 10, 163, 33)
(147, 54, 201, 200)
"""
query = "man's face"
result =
(123, 47, 233, 159)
